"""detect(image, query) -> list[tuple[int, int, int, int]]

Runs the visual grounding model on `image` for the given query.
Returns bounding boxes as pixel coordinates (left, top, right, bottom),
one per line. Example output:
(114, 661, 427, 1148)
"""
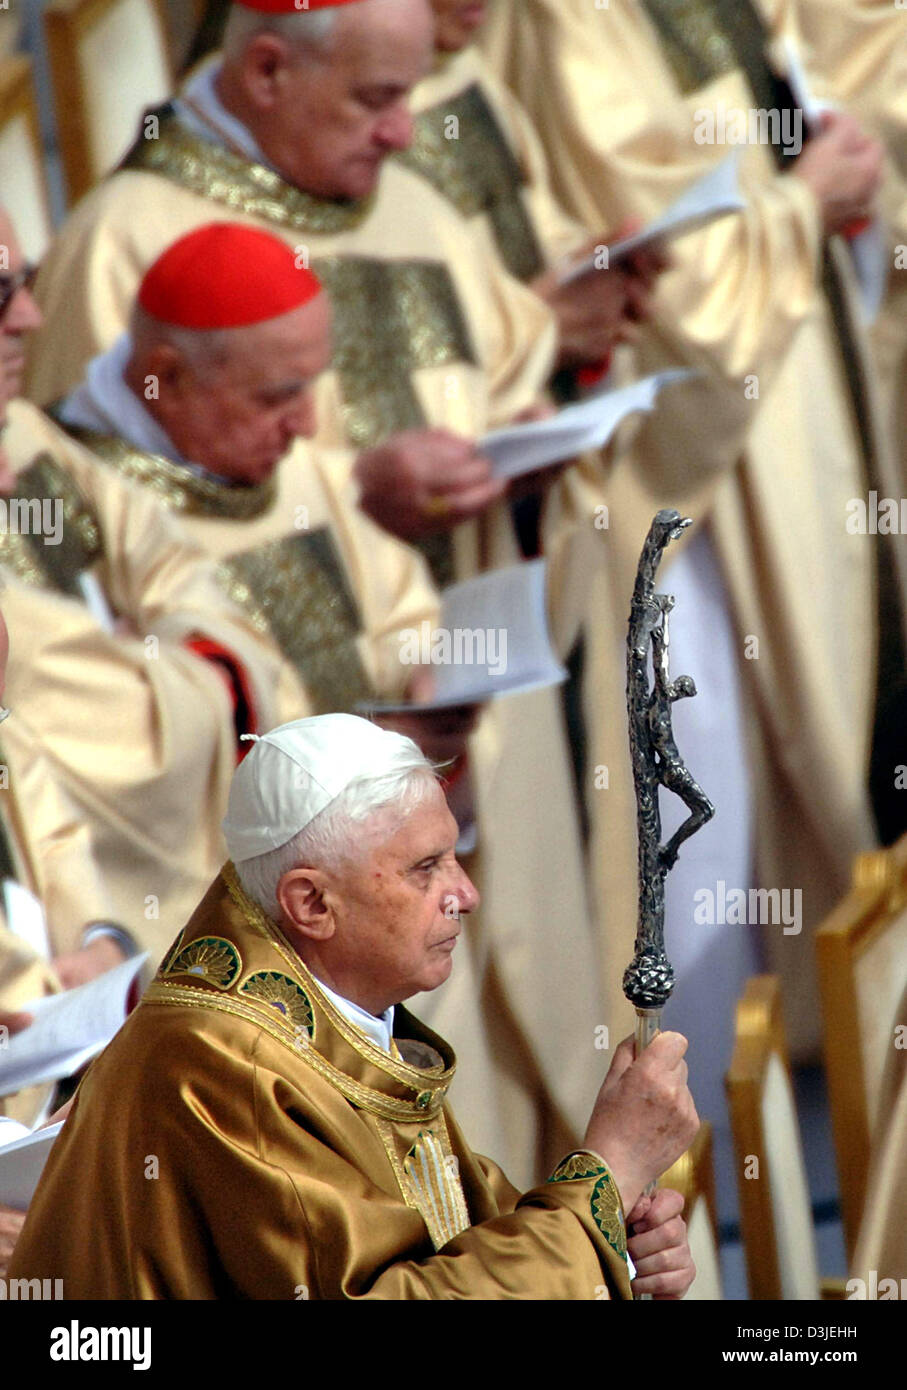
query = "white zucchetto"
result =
(222, 714, 421, 864)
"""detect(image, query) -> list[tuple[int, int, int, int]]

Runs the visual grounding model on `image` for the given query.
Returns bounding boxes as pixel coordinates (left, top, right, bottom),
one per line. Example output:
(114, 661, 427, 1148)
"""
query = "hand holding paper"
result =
(361, 559, 565, 715)
(481, 369, 697, 482)
(0, 954, 147, 1095)
(556, 153, 745, 286)
(0, 1122, 64, 1211)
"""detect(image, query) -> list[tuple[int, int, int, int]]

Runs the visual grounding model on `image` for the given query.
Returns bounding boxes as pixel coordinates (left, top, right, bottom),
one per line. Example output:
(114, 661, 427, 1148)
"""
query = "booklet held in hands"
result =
(0, 954, 148, 1095)
(557, 152, 745, 285)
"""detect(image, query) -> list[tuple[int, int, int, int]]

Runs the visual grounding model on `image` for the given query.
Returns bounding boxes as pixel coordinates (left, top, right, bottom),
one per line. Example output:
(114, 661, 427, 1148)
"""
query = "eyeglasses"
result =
(0, 264, 38, 321)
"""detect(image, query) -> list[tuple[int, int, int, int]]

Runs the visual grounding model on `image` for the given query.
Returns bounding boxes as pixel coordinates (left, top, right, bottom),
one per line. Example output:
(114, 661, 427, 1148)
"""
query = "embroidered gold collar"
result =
(53, 419, 277, 523)
(145, 864, 458, 1125)
(121, 104, 375, 237)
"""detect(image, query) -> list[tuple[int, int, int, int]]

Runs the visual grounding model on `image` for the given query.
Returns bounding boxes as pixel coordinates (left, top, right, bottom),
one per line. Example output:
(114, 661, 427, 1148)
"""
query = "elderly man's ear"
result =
(277, 869, 336, 942)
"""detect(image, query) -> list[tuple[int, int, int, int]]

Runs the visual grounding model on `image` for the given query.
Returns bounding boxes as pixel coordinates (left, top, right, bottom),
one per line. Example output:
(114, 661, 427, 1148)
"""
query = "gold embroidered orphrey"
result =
(398, 83, 545, 283)
(0, 454, 102, 595)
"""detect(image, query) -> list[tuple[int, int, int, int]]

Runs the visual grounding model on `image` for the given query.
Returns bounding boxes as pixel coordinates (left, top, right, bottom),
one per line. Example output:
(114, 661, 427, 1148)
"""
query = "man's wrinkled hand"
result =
(355, 430, 505, 541)
(0, 1009, 33, 1038)
(375, 670, 483, 765)
(627, 1187, 696, 1299)
(52, 935, 127, 992)
(794, 111, 883, 236)
(583, 1032, 700, 1213)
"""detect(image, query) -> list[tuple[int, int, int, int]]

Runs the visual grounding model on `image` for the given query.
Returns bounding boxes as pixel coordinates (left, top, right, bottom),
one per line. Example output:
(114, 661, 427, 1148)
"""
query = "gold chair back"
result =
(660, 1121, 723, 1300)
(726, 975, 820, 1300)
(44, 0, 173, 206)
(0, 56, 54, 262)
(816, 834, 907, 1257)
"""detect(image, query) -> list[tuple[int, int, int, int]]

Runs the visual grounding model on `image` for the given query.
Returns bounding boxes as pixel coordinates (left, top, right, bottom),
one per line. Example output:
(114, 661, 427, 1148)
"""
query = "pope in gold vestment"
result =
(9, 865, 633, 1301)
(481, 0, 894, 1059)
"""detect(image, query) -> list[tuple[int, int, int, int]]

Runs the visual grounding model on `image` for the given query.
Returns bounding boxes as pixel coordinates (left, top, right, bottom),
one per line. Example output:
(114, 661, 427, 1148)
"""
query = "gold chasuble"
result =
(481, 0, 891, 1055)
(0, 725, 118, 1125)
(0, 400, 288, 964)
(51, 421, 439, 724)
(11, 866, 633, 1302)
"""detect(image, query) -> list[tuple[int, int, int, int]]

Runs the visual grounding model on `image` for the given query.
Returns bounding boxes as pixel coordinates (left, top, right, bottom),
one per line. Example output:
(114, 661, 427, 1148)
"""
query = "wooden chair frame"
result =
(44, 0, 173, 206)
(0, 55, 54, 256)
(660, 1120, 722, 1299)
(726, 974, 800, 1301)
(815, 835, 907, 1259)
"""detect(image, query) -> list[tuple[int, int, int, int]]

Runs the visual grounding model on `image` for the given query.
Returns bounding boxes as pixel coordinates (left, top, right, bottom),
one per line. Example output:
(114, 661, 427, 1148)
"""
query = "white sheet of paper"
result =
(0, 1116, 30, 1147)
(782, 38, 887, 324)
(481, 369, 697, 481)
(360, 559, 566, 713)
(0, 954, 147, 1094)
(0, 1121, 63, 1210)
(557, 153, 745, 285)
(3, 880, 51, 960)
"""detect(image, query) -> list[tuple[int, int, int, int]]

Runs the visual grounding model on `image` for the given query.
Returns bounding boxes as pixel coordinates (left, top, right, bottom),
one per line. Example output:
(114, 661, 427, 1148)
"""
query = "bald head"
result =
(217, 0, 435, 199)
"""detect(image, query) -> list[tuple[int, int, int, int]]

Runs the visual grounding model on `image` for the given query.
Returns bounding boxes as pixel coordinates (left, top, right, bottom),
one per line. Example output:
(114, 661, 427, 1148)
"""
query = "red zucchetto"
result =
(233, 0, 367, 11)
(137, 224, 323, 330)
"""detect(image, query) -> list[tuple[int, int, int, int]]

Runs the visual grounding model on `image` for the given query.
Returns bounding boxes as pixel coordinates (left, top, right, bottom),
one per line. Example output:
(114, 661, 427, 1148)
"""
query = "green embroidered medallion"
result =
(157, 929, 186, 980)
(162, 935, 242, 991)
(398, 83, 545, 283)
(591, 1172, 628, 1261)
(240, 971, 314, 1038)
(548, 1152, 609, 1184)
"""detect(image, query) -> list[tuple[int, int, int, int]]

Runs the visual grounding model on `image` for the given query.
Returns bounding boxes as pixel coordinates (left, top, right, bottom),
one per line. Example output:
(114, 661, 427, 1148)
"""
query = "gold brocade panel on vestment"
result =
(398, 84, 545, 283)
(0, 455, 102, 596)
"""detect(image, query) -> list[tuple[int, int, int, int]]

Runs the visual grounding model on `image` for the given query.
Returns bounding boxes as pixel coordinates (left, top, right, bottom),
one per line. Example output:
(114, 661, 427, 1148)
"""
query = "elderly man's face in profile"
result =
(306, 780, 479, 1015)
(0, 211, 42, 417)
(257, 2, 435, 201)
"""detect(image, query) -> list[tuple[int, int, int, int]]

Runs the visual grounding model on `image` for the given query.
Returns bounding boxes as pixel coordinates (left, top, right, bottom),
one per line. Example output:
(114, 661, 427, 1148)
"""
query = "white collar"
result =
(175, 60, 275, 170)
(315, 979, 396, 1054)
(61, 334, 186, 462)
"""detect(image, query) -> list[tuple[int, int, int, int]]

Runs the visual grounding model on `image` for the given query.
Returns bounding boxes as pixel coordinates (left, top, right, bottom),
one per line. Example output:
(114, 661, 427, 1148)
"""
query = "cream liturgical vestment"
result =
(0, 711, 121, 1125)
(794, 0, 907, 554)
(481, 0, 890, 1065)
(57, 336, 439, 724)
(24, 71, 601, 1185)
(10, 866, 634, 1302)
(0, 399, 288, 964)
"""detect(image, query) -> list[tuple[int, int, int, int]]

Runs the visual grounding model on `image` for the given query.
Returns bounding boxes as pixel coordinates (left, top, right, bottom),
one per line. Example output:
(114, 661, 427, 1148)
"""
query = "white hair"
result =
(129, 304, 232, 377)
(223, 5, 342, 60)
(235, 750, 442, 920)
